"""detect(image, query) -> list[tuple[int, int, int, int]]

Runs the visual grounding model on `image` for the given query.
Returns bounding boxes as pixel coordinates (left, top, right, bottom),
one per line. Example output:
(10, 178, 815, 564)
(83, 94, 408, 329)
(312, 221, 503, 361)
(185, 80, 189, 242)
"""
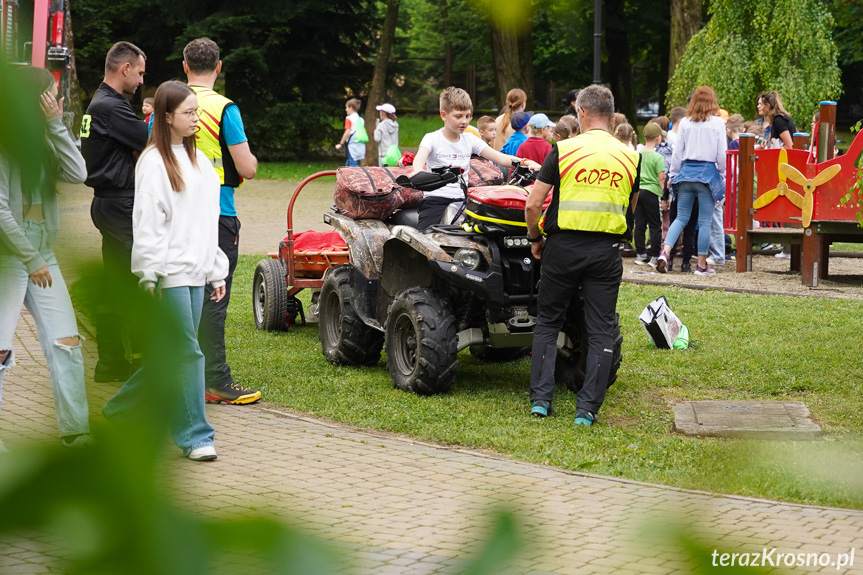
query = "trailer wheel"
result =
(555, 304, 622, 394)
(385, 287, 457, 395)
(253, 259, 288, 331)
(319, 266, 383, 366)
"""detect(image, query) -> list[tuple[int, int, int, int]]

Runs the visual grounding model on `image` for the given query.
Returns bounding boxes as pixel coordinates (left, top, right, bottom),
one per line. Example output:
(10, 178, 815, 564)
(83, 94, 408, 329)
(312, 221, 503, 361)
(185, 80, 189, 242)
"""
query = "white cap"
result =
(376, 103, 396, 114)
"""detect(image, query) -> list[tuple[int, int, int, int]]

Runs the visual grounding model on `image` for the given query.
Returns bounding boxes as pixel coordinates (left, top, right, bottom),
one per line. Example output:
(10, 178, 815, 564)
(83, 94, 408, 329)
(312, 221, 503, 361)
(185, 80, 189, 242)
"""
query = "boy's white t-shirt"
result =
(418, 129, 488, 199)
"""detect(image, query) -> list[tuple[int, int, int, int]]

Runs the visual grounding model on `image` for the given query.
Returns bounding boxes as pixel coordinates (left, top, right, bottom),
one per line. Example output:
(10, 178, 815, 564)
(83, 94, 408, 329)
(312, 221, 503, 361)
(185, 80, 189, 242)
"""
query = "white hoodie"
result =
(132, 144, 228, 291)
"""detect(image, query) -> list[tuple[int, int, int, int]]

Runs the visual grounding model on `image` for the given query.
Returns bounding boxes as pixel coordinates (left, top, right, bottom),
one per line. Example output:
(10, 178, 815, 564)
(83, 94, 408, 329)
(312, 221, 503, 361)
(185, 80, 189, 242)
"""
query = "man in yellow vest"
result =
(183, 38, 262, 405)
(525, 85, 641, 426)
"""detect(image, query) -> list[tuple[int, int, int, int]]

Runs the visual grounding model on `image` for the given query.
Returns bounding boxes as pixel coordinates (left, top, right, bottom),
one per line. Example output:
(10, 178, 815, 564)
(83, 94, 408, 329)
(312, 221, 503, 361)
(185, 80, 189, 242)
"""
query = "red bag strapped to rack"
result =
(334, 165, 422, 220)
(334, 159, 504, 221)
(463, 185, 553, 235)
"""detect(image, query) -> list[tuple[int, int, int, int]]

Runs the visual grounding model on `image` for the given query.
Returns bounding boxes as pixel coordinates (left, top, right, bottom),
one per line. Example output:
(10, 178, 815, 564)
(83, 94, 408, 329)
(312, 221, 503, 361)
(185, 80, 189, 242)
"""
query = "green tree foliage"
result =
(668, 0, 842, 125)
(72, 0, 377, 160)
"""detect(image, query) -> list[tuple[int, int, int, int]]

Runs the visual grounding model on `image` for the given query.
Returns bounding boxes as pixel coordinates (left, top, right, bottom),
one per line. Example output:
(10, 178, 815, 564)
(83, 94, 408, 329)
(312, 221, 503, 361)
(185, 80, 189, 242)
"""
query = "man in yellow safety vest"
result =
(183, 38, 262, 405)
(525, 84, 641, 426)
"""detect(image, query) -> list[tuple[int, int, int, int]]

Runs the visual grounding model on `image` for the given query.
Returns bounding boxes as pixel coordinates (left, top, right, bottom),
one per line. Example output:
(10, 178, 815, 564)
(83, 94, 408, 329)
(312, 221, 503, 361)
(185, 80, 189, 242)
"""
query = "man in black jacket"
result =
(80, 41, 148, 382)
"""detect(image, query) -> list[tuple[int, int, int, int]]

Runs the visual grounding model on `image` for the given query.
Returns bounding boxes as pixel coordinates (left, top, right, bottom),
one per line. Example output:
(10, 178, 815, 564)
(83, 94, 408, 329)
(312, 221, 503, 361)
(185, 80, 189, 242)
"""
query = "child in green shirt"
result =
(633, 123, 667, 267)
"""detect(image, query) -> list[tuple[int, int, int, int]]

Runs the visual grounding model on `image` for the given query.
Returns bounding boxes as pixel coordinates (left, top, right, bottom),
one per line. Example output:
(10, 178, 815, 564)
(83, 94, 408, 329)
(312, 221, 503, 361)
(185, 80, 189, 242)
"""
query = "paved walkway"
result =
(1, 311, 862, 574)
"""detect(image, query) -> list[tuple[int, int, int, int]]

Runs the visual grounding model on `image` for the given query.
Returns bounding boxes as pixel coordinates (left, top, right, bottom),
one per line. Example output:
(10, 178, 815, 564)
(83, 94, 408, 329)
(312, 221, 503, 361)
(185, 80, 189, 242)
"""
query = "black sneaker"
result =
(530, 400, 553, 417)
(680, 261, 692, 273)
(93, 360, 131, 383)
(205, 381, 262, 405)
(574, 410, 597, 426)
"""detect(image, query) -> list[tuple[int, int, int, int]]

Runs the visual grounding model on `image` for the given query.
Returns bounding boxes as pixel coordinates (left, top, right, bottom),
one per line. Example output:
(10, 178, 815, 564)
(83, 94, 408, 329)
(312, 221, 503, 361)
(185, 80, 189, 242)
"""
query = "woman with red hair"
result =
(656, 86, 727, 276)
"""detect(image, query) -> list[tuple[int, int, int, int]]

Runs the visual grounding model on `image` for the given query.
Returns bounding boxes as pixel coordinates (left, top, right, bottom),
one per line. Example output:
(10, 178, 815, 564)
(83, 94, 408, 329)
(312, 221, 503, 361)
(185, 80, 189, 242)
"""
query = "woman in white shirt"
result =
(656, 86, 727, 276)
(103, 81, 228, 461)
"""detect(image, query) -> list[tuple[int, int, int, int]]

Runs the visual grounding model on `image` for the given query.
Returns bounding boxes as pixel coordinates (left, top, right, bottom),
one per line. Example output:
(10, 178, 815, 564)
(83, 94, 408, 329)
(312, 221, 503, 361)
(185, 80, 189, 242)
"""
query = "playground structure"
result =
(725, 101, 863, 287)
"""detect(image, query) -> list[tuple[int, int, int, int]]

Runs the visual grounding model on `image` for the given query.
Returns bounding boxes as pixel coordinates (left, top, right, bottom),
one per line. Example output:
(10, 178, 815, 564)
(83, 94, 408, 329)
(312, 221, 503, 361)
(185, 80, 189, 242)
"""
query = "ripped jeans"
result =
(0, 220, 90, 438)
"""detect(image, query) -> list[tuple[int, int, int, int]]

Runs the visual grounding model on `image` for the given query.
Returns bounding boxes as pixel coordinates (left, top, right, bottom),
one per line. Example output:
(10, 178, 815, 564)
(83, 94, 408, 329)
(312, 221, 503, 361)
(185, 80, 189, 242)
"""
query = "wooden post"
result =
(802, 102, 837, 287)
(792, 133, 808, 150)
(802, 228, 824, 287)
(736, 134, 755, 272)
(818, 101, 837, 162)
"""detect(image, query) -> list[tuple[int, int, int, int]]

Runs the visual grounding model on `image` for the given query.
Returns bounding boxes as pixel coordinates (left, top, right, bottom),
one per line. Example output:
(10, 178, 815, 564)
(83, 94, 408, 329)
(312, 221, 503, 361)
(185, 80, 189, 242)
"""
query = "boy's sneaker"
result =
(706, 256, 726, 266)
(530, 400, 553, 418)
(680, 261, 692, 273)
(634, 253, 650, 265)
(656, 253, 669, 273)
(775, 251, 791, 259)
(188, 445, 218, 461)
(574, 410, 596, 427)
(205, 381, 262, 405)
(647, 257, 659, 269)
(694, 265, 716, 276)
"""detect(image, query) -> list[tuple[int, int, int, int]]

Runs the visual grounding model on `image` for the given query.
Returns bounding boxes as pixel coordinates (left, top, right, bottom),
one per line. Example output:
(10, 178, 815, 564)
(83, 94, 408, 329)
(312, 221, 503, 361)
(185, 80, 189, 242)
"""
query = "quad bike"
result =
(316, 165, 623, 395)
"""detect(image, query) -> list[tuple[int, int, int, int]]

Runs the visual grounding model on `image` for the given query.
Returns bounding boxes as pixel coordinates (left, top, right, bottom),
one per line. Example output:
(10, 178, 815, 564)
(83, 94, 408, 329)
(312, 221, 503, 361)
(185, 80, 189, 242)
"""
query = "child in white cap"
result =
(374, 103, 400, 166)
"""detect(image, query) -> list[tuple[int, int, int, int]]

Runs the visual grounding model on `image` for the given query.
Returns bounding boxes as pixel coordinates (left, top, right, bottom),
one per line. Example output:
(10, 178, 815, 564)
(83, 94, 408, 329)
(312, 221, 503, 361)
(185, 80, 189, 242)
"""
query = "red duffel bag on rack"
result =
(334, 165, 422, 220)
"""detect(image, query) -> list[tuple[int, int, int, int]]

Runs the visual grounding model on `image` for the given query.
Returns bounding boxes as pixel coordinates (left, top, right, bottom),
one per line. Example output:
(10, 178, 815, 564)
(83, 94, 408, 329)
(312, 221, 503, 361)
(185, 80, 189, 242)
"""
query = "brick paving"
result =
(1, 311, 862, 574)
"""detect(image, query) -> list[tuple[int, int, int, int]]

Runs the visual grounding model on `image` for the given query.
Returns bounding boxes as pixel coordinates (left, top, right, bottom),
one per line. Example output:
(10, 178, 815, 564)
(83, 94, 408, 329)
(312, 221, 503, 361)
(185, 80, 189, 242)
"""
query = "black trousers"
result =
(633, 190, 662, 258)
(417, 196, 461, 231)
(529, 232, 622, 413)
(198, 215, 240, 388)
(90, 196, 141, 365)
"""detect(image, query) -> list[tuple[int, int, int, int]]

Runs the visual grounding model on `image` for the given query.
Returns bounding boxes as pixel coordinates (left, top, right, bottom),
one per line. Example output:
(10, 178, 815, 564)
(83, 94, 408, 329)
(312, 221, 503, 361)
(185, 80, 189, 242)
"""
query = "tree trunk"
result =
(669, 0, 702, 79)
(605, 0, 636, 125)
(441, 0, 452, 87)
(364, 0, 400, 166)
(64, 0, 84, 132)
(490, 23, 533, 108)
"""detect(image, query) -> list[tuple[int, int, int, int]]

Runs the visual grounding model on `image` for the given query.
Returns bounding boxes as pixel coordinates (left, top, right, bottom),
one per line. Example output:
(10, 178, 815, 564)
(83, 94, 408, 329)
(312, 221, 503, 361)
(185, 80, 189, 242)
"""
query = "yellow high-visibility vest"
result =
(541, 130, 638, 235)
(190, 86, 242, 188)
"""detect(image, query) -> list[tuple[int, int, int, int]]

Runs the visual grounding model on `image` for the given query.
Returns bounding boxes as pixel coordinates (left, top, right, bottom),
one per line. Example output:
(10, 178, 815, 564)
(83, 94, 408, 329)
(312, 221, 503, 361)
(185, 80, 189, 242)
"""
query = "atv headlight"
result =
(453, 248, 482, 270)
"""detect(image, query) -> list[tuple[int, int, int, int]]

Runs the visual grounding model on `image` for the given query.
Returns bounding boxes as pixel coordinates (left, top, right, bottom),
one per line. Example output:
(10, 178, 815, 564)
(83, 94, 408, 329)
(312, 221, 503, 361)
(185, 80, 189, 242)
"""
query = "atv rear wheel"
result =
(385, 287, 457, 395)
(555, 305, 622, 394)
(319, 266, 383, 366)
(253, 259, 288, 331)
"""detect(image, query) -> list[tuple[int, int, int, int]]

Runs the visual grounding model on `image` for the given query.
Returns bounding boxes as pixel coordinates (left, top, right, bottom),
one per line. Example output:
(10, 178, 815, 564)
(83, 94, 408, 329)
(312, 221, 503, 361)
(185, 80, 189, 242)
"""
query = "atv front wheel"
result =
(555, 306, 622, 394)
(253, 259, 288, 331)
(385, 287, 457, 395)
(319, 266, 383, 366)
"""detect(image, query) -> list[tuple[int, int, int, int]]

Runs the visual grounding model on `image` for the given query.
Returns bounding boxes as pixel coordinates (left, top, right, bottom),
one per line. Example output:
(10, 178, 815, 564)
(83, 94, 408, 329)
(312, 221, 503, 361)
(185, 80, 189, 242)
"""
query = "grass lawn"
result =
(82, 255, 863, 509)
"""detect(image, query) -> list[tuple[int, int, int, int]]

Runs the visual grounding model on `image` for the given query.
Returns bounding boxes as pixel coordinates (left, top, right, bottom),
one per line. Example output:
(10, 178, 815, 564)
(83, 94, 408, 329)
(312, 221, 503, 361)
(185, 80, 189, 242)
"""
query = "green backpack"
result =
(353, 121, 369, 144)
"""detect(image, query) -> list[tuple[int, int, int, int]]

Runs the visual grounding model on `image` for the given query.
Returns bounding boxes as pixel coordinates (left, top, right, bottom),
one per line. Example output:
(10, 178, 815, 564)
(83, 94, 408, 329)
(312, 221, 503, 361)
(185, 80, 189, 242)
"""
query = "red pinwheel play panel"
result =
(753, 132, 863, 226)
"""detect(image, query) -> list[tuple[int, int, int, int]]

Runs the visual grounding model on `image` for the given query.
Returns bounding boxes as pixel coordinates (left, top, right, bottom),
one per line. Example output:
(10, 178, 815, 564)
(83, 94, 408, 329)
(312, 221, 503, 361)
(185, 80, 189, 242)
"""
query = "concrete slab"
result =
(672, 400, 822, 439)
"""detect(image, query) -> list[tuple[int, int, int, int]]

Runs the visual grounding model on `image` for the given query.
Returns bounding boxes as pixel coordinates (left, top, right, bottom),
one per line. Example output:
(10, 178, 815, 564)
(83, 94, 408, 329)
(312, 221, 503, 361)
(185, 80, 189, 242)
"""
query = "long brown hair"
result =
(496, 88, 526, 137)
(759, 90, 789, 123)
(146, 80, 198, 192)
(686, 86, 720, 122)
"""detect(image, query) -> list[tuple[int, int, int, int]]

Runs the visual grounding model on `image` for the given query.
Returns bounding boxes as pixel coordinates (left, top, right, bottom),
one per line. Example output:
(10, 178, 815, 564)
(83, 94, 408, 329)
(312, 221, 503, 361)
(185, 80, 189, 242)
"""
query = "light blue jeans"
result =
(665, 182, 715, 256)
(103, 286, 215, 455)
(709, 200, 726, 261)
(0, 220, 89, 438)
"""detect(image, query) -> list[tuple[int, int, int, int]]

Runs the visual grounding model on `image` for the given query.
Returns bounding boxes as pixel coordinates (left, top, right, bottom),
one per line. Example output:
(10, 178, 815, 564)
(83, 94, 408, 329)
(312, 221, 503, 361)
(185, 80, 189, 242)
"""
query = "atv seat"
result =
(386, 208, 420, 228)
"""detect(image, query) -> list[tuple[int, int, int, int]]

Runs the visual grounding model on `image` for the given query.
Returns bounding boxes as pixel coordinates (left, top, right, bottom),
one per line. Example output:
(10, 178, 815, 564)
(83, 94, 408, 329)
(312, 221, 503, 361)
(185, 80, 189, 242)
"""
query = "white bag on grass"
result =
(639, 296, 688, 349)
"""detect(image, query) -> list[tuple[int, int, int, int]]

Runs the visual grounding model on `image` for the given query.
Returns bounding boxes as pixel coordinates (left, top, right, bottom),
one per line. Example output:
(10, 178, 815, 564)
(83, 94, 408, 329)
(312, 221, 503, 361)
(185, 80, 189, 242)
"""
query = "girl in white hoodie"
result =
(103, 81, 228, 462)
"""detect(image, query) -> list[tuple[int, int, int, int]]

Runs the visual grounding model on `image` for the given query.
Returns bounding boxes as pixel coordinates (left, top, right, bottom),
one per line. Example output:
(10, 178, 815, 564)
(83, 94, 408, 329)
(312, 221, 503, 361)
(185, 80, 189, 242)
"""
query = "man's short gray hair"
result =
(575, 85, 614, 118)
